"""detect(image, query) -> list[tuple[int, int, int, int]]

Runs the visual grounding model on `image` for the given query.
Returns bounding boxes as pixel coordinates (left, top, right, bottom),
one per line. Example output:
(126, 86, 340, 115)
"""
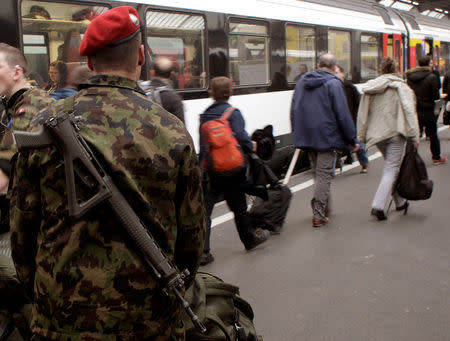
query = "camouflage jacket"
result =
(10, 75, 205, 340)
(0, 87, 54, 161)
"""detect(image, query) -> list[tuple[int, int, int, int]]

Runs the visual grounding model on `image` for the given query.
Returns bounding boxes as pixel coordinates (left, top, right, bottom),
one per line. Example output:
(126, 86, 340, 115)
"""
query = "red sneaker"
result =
(432, 156, 447, 165)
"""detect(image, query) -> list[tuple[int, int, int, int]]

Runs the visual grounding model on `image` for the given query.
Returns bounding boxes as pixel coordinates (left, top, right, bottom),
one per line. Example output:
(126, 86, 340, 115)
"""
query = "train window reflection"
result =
(328, 29, 351, 80)
(228, 20, 269, 86)
(285, 25, 316, 83)
(361, 34, 379, 80)
(20, 0, 108, 88)
(146, 10, 206, 90)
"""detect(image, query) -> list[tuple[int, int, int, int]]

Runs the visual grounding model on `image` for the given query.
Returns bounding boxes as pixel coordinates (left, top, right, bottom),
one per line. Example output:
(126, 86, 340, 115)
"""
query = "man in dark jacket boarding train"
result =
(290, 53, 360, 228)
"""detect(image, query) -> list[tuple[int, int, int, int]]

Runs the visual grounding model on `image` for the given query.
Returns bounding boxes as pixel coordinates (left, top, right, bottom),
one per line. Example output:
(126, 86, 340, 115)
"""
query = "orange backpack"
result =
(201, 107, 246, 177)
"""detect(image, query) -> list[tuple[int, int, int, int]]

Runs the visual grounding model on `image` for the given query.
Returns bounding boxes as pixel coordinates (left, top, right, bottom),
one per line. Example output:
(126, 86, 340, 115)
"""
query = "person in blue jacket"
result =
(199, 76, 269, 265)
(290, 53, 360, 227)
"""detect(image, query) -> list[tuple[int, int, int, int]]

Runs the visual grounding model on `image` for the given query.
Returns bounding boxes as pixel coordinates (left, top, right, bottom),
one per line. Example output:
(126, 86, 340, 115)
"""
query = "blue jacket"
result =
(290, 69, 357, 151)
(50, 88, 77, 100)
(199, 101, 253, 166)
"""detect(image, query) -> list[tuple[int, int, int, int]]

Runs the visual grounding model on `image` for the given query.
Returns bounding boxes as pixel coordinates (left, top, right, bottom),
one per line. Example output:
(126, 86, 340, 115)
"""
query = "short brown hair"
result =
(0, 43, 28, 74)
(90, 32, 141, 74)
(210, 77, 232, 101)
(418, 55, 431, 67)
(380, 57, 395, 74)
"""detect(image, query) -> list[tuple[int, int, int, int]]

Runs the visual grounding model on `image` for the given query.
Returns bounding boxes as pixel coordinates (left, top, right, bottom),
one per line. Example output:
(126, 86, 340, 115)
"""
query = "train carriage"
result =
(1, 0, 449, 174)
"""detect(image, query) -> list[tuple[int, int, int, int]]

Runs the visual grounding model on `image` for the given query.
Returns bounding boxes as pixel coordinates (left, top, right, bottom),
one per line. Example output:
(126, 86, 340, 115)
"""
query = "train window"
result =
(146, 10, 206, 90)
(416, 43, 423, 64)
(228, 20, 269, 86)
(361, 34, 379, 80)
(441, 43, 449, 74)
(434, 45, 440, 73)
(328, 30, 351, 80)
(20, 1, 108, 88)
(285, 25, 316, 83)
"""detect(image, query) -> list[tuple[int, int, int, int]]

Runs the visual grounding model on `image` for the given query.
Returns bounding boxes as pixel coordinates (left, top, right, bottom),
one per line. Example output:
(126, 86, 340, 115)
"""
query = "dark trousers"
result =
(203, 173, 255, 252)
(419, 113, 441, 160)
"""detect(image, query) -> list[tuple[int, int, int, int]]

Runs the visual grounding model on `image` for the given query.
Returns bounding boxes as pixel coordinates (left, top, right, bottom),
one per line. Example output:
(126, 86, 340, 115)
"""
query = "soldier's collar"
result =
(79, 74, 146, 95)
(7, 88, 29, 109)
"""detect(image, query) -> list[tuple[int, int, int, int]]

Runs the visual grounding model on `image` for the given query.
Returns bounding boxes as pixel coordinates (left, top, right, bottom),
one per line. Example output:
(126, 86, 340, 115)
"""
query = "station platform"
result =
(202, 126, 450, 341)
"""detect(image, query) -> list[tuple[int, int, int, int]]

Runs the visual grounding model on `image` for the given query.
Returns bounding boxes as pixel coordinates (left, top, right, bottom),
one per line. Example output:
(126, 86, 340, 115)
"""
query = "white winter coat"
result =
(357, 74, 419, 149)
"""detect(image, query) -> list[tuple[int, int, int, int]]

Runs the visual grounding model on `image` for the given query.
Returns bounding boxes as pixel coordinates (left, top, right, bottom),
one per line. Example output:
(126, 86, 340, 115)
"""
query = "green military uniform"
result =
(10, 75, 205, 340)
(0, 86, 53, 340)
(0, 87, 54, 160)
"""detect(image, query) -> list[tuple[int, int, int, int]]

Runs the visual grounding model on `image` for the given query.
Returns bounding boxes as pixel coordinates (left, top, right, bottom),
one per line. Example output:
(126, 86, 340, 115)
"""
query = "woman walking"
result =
(357, 58, 420, 220)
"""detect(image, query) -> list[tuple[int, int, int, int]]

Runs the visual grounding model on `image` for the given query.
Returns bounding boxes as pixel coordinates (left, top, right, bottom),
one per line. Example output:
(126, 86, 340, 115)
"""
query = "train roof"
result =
(118, 0, 450, 41)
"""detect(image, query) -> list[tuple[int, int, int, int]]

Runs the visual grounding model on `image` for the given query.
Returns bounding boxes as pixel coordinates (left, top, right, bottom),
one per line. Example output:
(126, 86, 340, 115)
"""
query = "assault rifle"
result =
(13, 111, 206, 333)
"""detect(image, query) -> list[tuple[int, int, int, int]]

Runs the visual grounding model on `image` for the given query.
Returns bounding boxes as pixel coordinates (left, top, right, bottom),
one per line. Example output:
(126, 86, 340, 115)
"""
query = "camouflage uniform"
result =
(10, 75, 205, 340)
(0, 87, 53, 340)
(0, 87, 54, 160)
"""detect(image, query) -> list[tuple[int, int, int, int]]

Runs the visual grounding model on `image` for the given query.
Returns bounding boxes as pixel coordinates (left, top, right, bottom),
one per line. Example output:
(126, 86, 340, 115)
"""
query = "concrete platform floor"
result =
(201, 126, 450, 341)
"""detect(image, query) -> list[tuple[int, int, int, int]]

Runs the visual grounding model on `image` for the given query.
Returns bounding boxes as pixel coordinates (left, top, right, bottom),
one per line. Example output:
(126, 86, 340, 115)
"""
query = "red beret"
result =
(79, 6, 140, 56)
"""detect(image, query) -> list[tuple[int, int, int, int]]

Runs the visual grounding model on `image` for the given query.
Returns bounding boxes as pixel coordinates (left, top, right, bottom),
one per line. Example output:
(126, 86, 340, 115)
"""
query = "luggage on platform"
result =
(183, 272, 263, 341)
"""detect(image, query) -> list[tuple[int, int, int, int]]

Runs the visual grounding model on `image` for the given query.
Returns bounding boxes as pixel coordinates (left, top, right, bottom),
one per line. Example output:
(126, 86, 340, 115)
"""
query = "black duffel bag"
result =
(395, 141, 433, 200)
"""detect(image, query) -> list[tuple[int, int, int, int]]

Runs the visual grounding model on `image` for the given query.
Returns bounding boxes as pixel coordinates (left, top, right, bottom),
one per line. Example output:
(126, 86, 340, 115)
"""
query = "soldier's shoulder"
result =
(26, 87, 55, 109)
(30, 97, 67, 130)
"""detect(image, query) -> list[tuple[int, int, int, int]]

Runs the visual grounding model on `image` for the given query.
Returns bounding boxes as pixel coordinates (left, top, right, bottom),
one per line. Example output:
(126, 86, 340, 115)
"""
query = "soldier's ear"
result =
(138, 44, 145, 66)
(87, 58, 94, 71)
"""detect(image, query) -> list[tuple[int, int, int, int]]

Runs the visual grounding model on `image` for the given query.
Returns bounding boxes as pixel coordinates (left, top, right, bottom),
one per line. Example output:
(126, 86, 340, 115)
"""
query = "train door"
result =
(425, 38, 440, 74)
(409, 38, 423, 69)
(383, 33, 404, 75)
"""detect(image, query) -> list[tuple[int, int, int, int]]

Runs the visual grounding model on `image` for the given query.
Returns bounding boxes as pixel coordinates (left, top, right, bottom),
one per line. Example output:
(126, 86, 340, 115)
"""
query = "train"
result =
(1, 0, 449, 174)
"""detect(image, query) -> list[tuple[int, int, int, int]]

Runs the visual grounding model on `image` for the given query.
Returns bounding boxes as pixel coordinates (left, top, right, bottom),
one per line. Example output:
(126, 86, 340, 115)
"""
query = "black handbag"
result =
(395, 141, 433, 200)
(241, 153, 278, 201)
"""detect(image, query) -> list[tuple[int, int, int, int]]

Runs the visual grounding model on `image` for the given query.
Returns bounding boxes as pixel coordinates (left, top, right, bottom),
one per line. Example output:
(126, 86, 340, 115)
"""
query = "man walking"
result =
(290, 54, 359, 227)
(407, 55, 446, 164)
(10, 6, 205, 340)
(141, 56, 185, 122)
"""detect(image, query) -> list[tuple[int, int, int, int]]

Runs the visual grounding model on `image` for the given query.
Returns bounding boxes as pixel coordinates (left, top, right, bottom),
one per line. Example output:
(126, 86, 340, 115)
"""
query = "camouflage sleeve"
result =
(173, 143, 205, 287)
(9, 151, 41, 298)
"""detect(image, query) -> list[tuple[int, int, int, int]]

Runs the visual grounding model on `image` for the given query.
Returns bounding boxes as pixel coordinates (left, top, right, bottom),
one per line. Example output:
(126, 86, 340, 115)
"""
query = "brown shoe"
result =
(312, 216, 329, 227)
(360, 165, 369, 173)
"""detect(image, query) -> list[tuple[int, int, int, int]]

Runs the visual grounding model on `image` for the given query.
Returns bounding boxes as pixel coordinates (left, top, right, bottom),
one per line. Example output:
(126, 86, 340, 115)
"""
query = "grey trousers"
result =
(309, 151, 335, 220)
(372, 135, 406, 211)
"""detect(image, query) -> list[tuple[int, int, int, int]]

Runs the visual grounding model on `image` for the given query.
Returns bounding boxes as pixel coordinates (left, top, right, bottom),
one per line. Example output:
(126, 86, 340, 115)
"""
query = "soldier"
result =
(0, 43, 54, 340)
(10, 6, 205, 340)
(0, 43, 54, 164)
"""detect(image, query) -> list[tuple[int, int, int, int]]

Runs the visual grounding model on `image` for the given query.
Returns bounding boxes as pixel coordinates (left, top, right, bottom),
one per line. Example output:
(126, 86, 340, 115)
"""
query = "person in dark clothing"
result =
(291, 54, 359, 227)
(143, 56, 185, 123)
(443, 70, 450, 125)
(293, 64, 308, 83)
(269, 65, 291, 91)
(406, 55, 446, 164)
(199, 77, 269, 265)
(426, 53, 441, 89)
(444, 70, 450, 97)
(335, 65, 369, 173)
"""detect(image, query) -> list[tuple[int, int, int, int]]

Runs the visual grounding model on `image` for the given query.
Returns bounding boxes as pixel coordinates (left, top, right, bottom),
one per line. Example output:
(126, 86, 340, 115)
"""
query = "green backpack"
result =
(182, 272, 263, 341)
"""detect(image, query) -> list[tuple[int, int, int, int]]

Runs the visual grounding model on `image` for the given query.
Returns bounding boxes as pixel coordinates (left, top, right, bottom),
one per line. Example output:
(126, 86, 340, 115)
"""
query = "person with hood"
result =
(291, 53, 359, 228)
(357, 57, 420, 221)
(406, 55, 446, 164)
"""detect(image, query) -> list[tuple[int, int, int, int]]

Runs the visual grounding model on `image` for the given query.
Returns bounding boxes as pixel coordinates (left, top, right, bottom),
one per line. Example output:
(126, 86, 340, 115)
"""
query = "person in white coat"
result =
(357, 57, 420, 220)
